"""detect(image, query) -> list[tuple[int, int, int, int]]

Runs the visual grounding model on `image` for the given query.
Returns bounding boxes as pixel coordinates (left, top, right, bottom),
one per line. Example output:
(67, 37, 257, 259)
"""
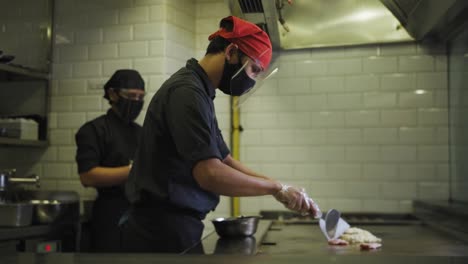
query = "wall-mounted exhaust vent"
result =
(382, 0, 468, 41)
(230, 0, 468, 50)
(228, 0, 281, 50)
(239, 0, 264, 13)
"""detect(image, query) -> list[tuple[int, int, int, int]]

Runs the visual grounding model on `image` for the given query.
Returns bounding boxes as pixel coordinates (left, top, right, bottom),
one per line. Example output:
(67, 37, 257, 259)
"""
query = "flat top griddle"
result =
(259, 222, 468, 256)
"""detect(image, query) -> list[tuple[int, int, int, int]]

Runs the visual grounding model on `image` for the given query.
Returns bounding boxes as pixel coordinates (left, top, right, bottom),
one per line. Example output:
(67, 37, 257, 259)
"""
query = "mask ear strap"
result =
(226, 43, 239, 62)
(108, 88, 120, 103)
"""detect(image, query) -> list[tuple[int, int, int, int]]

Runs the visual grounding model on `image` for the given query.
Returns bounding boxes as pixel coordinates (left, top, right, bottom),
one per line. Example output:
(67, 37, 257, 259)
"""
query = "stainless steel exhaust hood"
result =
(228, 0, 468, 50)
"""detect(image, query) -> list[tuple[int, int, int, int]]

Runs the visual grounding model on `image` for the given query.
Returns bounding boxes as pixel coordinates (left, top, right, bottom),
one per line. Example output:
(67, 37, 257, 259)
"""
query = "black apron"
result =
(76, 110, 141, 252)
(91, 192, 129, 252)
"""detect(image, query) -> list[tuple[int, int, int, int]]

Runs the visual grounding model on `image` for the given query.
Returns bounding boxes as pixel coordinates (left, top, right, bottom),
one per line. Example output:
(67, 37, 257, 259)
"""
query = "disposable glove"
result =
(307, 197, 322, 218)
(299, 192, 322, 217)
(273, 184, 311, 214)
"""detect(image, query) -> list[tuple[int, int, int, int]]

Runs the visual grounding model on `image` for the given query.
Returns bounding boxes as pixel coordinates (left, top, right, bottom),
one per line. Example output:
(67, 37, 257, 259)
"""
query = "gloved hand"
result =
(299, 192, 322, 217)
(274, 184, 311, 214)
(307, 197, 322, 218)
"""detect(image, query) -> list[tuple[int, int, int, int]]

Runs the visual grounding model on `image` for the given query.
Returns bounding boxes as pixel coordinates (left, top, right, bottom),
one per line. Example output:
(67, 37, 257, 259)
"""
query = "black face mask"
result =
(218, 59, 256, 96)
(114, 96, 143, 123)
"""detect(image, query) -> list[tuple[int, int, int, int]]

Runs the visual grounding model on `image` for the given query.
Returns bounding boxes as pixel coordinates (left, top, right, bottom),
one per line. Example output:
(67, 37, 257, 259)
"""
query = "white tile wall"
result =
(240, 39, 449, 215)
(3, 0, 450, 219)
(75, 28, 103, 44)
(89, 44, 119, 60)
(32, 0, 203, 202)
(104, 26, 133, 43)
(363, 56, 397, 73)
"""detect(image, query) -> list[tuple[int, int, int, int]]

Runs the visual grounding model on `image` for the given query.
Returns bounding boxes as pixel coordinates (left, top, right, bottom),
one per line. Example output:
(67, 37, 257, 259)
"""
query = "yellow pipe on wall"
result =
(230, 96, 240, 217)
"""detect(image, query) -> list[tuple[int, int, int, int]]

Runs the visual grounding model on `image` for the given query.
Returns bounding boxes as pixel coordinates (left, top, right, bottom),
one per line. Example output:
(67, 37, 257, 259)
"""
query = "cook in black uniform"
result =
(75, 69, 145, 252)
(121, 16, 320, 254)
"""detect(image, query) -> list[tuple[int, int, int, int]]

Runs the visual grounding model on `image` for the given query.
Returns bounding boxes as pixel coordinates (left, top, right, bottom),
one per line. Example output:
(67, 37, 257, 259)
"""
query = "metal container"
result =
(0, 202, 33, 227)
(30, 199, 79, 224)
(28, 191, 80, 224)
(212, 216, 261, 238)
(214, 236, 257, 254)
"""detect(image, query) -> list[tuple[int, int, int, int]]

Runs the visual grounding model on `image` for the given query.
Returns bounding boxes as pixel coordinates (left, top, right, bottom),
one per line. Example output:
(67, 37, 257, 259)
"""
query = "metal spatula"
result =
(324, 209, 340, 238)
(318, 209, 350, 240)
(316, 209, 340, 238)
(303, 195, 349, 240)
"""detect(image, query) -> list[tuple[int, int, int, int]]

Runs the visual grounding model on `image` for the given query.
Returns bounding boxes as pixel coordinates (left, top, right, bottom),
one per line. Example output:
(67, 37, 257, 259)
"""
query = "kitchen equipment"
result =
(314, 208, 341, 238)
(0, 190, 79, 226)
(26, 191, 80, 224)
(30, 200, 79, 224)
(0, 55, 15, 64)
(0, 118, 39, 140)
(324, 209, 341, 239)
(212, 216, 261, 238)
(319, 209, 350, 240)
(259, 213, 468, 256)
(303, 196, 348, 240)
(214, 236, 256, 255)
(0, 202, 33, 227)
(0, 169, 40, 192)
(0, 127, 20, 138)
(0, 50, 15, 64)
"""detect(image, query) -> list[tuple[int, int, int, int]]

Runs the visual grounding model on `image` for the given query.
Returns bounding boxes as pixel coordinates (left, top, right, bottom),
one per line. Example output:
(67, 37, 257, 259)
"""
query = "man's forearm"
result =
(79, 165, 131, 187)
(223, 155, 274, 181)
(193, 158, 281, 197)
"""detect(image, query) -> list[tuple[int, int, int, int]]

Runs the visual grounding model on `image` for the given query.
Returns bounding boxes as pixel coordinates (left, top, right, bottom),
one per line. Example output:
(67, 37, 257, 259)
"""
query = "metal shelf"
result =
(0, 137, 48, 148)
(0, 64, 49, 80)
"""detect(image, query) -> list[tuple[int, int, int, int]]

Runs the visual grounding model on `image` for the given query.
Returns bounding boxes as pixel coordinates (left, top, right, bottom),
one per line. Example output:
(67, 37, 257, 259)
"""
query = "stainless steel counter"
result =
(259, 221, 468, 256)
(3, 215, 468, 263)
(0, 221, 80, 252)
(2, 253, 467, 264)
(0, 224, 52, 241)
(185, 220, 272, 255)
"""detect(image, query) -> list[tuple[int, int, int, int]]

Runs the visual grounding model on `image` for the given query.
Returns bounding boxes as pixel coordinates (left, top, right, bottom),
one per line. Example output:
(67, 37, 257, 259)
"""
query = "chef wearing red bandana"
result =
(121, 16, 319, 253)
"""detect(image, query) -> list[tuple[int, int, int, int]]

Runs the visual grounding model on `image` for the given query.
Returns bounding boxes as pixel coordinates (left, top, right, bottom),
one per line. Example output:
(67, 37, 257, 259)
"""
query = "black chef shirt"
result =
(75, 109, 141, 196)
(126, 58, 230, 219)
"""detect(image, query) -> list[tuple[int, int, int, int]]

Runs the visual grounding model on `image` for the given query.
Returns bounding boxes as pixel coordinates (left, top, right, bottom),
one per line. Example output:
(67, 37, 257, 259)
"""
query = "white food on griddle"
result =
(339, 227, 382, 244)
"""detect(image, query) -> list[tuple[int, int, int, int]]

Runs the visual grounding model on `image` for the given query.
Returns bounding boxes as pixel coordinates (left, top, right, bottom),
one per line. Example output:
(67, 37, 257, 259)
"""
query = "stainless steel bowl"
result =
(27, 191, 80, 224)
(0, 202, 33, 227)
(30, 199, 79, 224)
(212, 216, 261, 238)
(214, 236, 257, 254)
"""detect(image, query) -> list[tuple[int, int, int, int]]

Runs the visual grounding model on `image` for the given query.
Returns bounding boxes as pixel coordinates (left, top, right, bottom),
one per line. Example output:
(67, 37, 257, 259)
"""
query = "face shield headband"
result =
(230, 49, 278, 109)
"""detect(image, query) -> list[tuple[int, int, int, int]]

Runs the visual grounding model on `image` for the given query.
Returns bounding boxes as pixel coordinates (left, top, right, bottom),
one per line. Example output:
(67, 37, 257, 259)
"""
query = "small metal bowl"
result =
(212, 216, 261, 238)
(30, 199, 79, 224)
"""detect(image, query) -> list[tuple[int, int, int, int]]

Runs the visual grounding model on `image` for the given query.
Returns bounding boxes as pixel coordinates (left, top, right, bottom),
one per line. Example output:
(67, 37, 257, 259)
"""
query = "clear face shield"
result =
(230, 52, 278, 109)
(110, 88, 146, 123)
(117, 88, 146, 102)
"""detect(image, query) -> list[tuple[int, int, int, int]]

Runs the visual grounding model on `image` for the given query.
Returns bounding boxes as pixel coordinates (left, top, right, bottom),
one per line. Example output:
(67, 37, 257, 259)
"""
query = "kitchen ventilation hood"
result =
(228, 0, 468, 50)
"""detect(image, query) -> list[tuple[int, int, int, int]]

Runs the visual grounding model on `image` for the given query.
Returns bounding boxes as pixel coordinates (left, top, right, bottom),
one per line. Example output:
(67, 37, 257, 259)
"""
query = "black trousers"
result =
(120, 204, 205, 254)
(90, 195, 129, 253)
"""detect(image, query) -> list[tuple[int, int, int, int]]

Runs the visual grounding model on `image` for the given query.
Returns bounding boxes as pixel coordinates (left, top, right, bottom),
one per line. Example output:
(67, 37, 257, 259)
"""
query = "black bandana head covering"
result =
(103, 69, 145, 100)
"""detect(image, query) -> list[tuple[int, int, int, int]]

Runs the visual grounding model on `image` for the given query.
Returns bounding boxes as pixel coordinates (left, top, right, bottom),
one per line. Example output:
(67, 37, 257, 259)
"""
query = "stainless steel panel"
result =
(278, 0, 413, 49)
(0, 203, 33, 227)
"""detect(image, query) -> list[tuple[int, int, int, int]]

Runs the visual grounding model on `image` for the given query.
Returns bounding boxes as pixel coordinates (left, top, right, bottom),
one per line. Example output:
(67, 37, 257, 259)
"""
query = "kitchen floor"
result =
(259, 222, 468, 256)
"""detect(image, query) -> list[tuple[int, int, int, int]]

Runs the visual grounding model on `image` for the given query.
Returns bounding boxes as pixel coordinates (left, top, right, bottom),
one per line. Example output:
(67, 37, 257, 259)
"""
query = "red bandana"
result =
(209, 16, 272, 70)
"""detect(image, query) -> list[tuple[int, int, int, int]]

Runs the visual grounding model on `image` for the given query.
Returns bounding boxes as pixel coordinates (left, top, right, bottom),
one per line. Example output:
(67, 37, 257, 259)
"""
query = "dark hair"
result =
(205, 19, 234, 55)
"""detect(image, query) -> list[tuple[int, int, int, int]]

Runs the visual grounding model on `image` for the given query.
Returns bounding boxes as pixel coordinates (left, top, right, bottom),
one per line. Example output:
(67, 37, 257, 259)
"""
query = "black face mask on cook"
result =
(218, 59, 256, 96)
(114, 96, 143, 123)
